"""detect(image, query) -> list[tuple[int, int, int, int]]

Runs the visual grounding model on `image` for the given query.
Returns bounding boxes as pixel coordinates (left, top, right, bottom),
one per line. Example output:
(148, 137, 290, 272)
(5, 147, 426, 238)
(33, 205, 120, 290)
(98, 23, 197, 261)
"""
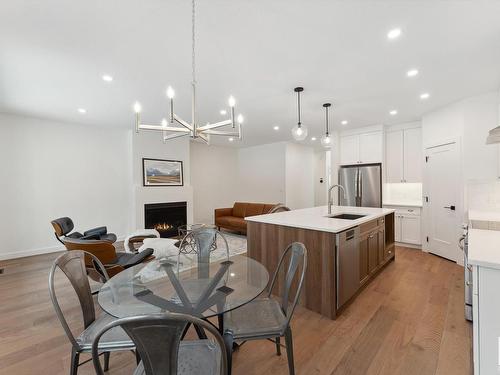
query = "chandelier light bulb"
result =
(228, 96, 236, 107)
(133, 102, 142, 113)
(166, 86, 175, 99)
(321, 134, 332, 148)
(161, 118, 167, 127)
(291, 124, 308, 141)
(237, 114, 244, 124)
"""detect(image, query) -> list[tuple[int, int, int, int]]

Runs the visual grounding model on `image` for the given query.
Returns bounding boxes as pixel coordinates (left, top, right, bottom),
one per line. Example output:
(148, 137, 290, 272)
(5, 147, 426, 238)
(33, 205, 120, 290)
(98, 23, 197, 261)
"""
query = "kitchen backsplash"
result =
(466, 179, 500, 210)
(383, 183, 423, 205)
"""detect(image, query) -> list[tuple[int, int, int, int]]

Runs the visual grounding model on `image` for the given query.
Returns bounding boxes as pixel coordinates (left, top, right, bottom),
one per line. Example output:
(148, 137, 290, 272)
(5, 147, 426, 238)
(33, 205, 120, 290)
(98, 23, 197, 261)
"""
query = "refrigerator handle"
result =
(359, 169, 363, 202)
(355, 168, 361, 206)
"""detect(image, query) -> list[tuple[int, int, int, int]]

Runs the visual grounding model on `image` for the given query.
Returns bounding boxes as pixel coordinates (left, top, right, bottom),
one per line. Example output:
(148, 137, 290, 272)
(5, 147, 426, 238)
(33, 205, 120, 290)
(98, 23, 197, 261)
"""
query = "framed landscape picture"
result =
(142, 158, 183, 187)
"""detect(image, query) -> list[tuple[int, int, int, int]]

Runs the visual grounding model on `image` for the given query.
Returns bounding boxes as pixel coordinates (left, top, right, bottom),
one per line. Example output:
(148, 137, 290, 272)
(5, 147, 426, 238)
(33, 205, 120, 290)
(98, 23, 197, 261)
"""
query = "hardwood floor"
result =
(0, 246, 472, 375)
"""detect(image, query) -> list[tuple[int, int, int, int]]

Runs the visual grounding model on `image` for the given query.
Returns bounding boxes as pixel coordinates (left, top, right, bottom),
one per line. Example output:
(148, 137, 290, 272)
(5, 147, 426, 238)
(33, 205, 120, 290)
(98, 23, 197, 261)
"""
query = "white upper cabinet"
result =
(340, 130, 383, 165)
(385, 126, 422, 183)
(339, 134, 359, 165)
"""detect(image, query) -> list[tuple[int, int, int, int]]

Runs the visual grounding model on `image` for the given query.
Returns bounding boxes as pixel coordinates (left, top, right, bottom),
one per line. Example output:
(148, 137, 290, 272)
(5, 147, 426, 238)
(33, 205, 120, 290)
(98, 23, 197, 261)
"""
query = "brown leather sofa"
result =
(215, 202, 278, 234)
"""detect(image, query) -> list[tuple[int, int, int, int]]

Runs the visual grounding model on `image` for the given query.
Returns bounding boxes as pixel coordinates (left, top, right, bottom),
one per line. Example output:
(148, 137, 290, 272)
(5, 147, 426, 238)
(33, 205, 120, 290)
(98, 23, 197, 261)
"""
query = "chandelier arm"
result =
(164, 133, 191, 141)
(173, 115, 194, 131)
(139, 124, 191, 133)
(201, 130, 240, 136)
(197, 120, 232, 131)
(197, 132, 209, 144)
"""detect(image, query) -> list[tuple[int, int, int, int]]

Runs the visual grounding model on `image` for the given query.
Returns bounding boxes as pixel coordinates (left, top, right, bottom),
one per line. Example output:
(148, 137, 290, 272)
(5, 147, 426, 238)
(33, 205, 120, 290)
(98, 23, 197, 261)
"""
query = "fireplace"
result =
(144, 202, 187, 238)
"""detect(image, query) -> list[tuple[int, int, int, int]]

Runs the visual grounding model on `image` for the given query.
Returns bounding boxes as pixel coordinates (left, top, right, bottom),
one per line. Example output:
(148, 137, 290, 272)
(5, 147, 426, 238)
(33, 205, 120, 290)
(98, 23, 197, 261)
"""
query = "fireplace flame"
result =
(154, 223, 173, 231)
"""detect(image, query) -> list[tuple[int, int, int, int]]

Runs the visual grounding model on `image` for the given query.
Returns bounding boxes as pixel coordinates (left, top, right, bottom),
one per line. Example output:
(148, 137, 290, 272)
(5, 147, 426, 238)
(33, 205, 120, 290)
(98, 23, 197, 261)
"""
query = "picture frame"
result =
(142, 158, 184, 187)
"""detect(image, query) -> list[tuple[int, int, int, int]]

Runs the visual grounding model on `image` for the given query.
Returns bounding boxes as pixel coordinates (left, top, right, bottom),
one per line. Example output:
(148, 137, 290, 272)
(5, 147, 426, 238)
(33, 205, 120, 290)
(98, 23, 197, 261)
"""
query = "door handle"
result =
(444, 205, 456, 211)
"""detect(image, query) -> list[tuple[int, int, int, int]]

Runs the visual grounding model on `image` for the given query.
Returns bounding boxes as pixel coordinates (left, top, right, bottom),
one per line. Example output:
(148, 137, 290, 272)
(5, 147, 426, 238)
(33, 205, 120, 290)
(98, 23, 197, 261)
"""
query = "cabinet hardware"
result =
(408, 209, 414, 212)
(388, 250, 392, 254)
(466, 281, 471, 286)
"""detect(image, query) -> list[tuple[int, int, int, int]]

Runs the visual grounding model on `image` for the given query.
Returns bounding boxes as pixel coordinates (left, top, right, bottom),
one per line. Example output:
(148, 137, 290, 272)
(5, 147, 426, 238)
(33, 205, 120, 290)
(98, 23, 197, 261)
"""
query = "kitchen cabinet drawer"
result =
(395, 207, 421, 216)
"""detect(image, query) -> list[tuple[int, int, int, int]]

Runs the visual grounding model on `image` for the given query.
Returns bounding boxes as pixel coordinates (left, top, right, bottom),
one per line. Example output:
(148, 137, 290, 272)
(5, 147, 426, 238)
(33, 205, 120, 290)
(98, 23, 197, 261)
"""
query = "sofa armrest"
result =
(215, 207, 233, 218)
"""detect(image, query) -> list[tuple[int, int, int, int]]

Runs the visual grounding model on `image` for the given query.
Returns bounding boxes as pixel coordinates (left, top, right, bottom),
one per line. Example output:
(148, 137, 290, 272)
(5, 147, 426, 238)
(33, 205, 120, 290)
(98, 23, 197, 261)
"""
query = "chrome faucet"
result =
(328, 184, 346, 214)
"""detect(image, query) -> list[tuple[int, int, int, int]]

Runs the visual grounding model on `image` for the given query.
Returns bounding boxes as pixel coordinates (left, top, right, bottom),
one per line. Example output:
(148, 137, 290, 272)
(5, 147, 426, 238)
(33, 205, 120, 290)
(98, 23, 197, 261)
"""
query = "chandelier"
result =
(133, 0, 243, 144)
(291, 87, 308, 141)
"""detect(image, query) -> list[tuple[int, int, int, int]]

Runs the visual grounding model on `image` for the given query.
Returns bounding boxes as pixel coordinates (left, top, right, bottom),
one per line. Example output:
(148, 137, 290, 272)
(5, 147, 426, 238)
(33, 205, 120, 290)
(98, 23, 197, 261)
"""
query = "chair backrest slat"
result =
(92, 313, 227, 375)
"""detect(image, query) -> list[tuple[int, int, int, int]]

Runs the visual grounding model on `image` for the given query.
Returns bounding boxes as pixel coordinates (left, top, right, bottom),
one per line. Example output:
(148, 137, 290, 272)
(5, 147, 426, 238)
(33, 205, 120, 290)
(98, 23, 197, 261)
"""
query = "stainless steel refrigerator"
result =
(338, 163, 382, 208)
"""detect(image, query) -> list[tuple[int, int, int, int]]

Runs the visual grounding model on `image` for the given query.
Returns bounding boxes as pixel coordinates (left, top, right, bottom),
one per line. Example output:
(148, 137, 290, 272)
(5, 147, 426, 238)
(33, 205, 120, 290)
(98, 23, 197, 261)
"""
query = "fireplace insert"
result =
(144, 202, 187, 238)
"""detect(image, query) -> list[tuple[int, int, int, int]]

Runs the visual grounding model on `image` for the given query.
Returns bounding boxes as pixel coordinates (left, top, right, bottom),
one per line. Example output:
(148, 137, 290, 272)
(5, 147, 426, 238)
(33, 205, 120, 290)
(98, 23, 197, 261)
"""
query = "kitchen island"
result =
(246, 205, 395, 319)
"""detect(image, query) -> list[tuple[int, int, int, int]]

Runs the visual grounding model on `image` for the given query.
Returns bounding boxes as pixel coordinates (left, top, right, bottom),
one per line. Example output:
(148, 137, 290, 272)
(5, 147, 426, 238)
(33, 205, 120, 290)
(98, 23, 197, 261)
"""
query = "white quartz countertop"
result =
(468, 209, 500, 222)
(245, 205, 395, 234)
(468, 229, 500, 270)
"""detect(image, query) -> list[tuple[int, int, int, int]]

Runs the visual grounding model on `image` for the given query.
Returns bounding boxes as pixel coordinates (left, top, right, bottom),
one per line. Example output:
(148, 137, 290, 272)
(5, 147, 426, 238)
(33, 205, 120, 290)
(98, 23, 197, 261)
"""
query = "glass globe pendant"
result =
(291, 87, 308, 141)
(321, 103, 332, 148)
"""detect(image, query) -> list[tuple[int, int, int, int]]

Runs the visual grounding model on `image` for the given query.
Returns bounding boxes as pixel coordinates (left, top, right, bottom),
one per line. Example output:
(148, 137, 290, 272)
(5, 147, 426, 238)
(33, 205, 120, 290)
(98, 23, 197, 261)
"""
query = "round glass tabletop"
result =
(98, 255, 269, 319)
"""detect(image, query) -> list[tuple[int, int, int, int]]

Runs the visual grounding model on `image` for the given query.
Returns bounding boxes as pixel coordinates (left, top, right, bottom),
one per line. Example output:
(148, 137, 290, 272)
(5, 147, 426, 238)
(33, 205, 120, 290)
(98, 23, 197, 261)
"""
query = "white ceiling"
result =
(1, 0, 500, 147)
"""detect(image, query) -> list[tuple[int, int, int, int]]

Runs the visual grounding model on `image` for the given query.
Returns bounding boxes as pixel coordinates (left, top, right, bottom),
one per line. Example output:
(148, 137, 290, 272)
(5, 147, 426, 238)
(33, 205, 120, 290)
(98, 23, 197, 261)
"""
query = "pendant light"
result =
(320, 103, 332, 148)
(291, 87, 308, 141)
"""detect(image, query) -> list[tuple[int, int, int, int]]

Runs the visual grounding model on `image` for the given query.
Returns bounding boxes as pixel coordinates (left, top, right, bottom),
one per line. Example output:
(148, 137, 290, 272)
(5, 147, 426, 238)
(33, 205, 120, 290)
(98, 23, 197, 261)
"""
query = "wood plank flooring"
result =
(0, 246, 472, 375)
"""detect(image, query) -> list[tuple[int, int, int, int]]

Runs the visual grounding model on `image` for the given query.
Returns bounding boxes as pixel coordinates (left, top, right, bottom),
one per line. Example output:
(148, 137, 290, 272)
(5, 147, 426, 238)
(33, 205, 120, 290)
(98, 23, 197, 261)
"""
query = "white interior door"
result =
(425, 142, 461, 261)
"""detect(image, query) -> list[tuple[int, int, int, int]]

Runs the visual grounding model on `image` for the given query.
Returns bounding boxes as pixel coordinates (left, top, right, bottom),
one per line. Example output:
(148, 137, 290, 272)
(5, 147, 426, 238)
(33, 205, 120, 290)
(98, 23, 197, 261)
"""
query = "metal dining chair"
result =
(48, 250, 136, 375)
(223, 242, 308, 375)
(92, 313, 228, 375)
(268, 204, 291, 213)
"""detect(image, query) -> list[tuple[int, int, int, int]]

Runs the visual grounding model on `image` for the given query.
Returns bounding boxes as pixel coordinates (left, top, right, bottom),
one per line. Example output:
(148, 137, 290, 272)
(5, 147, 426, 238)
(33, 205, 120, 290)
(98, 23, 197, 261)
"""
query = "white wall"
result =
(190, 143, 238, 223)
(131, 130, 193, 229)
(285, 143, 314, 209)
(237, 142, 287, 204)
(0, 113, 132, 259)
(313, 149, 327, 206)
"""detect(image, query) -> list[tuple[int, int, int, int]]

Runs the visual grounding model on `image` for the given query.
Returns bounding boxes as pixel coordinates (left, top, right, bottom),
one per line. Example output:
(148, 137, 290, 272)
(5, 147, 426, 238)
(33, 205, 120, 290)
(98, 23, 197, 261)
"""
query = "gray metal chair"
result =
(48, 250, 135, 375)
(268, 204, 291, 213)
(91, 313, 227, 375)
(177, 227, 230, 272)
(223, 242, 307, 375)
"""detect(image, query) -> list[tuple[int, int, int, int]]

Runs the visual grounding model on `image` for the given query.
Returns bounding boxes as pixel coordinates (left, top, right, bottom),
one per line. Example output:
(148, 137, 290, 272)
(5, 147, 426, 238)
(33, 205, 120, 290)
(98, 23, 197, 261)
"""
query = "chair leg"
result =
(70, 348, 80, 375)
(275, 337, 281, 356)
(284, 327, 295, 375)
(223, 332, 234, 375)
(103, 352, 110, 372)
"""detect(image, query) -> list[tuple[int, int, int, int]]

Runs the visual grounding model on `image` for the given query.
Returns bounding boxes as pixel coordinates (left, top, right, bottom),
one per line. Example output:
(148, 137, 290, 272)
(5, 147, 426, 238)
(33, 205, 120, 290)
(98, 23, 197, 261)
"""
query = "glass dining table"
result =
(98, 254, 270, 332)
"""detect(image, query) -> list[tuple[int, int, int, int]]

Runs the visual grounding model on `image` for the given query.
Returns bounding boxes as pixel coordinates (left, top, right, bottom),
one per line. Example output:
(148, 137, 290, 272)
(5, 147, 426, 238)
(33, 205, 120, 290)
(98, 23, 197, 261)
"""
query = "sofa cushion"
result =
(217, 216, 246, 229)
(233, 202, 247, 218)
(245, 203, 264, 217)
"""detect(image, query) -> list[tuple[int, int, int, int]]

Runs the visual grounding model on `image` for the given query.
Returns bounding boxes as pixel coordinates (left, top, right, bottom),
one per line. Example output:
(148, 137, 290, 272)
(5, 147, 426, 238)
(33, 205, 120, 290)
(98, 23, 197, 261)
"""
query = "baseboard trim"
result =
(395, 242, 422, 250)
(0, 245, 64, 261)
(0, 235, 126, 261)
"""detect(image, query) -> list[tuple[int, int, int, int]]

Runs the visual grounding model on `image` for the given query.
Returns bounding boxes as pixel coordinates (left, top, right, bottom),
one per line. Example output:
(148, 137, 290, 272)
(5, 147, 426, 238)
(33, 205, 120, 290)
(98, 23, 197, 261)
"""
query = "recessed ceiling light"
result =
(389, 110, 398, 116)
(311, 137, 317, 141)
(228, 137, 234, 142)
(341, 120, 348, 125)
(220, 109, 227, 115)
(406, 69, 419, 77)
(102, 74, 113, 82)
(77, 108, 87, 114)
(387, 28, 402, 40)
(273, 126, 279, 131)
(420, 92, 430, 100)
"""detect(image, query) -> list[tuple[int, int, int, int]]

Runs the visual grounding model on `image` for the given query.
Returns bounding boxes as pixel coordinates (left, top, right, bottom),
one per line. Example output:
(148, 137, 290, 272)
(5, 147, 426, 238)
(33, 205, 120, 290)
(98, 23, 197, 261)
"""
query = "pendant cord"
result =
(192, 0, 196, 85)
(325, 106, 329, 135)
(297, 91, 302, 127)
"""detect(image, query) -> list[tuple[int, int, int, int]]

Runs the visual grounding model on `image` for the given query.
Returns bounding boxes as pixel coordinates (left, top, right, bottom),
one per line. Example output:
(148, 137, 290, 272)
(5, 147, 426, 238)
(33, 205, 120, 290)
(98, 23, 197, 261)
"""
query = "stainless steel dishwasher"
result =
(336, 227, 360, 309)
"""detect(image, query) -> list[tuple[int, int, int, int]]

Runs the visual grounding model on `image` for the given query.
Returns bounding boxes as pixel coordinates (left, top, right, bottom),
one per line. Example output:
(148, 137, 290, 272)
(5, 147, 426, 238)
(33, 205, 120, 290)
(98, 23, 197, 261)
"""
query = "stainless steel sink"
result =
(326, 213, 367, 220)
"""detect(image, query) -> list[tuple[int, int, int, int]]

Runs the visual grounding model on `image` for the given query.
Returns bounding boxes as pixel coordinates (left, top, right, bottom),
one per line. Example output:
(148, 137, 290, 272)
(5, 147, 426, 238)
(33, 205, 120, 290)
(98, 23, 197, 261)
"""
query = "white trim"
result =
(0, 235, 126, 261)
(396, 242, 422, 250)
(0, 244, 64, 260)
